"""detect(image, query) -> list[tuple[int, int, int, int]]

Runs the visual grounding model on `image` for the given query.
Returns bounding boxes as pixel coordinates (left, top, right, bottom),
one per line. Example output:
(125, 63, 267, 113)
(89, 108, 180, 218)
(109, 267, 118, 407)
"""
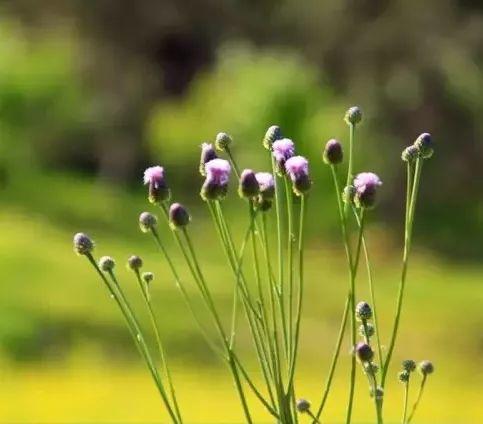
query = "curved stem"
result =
(407, 375, 427, 423)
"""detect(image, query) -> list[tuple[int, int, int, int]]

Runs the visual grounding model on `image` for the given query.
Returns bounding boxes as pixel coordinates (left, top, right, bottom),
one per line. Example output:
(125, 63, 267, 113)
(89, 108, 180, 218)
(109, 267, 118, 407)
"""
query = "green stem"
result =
(271, 155, 285, 305)
(402, 379, 410, 424)
(382, 158, 424, 387)
(407, 375, 427, 423)
(343, 123, 355, 216)
(284, 177, 295, 363)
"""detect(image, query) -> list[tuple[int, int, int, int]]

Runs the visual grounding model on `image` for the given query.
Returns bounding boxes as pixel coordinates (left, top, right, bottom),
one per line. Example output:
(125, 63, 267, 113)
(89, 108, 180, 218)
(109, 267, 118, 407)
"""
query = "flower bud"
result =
(344, 106, 362, 126)
(99, 256, 115, 272)
(255, 172, 275, 200)
(144, 166, 170, 204)
(356, 301, 373, 321)
(355, 342, 374, 362)
(238, 169, 260, 199)
(353, 172, 382, 209)
(139, 212, 157, 233)
(364, 362, 379, 375)
(359, 323, 375, 338)
(401, 145, 418, 163)
(414, 132, 433, 159)
(342, 185, 355, 205)
(127, 255, 143, 271)
(402, 359, 416, 372)
(73, 233, 94, 256)
(169, 203, 191, 228)
(418, 360, 434, 376)
(215, 132, 232, 151)
(323, 139, 343, 165)
(199, 143, 217, 176)
(200, 159, 231, 201)
(142, 272, 154, 284)
(272, 138, 295, 173)
(285, 156, 311, 196)
(296, 398, 311, 413)
(398, 370, 410, 383)
(263, 125, 282, 150)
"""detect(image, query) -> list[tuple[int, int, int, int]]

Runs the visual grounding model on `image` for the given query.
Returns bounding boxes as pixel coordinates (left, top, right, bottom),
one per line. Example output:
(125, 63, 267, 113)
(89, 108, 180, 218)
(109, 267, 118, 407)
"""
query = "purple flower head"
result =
(255, 172, 274, 198)
(199, 143, 218, 176)
(200, 159, 231, 201)
(238, 169, 260, 198)
(323, 139, 343, 165)
(143, 166, 170, 203)
(285, 156, 311, 196)
(272, 138, 295, 172)
(353, 172, 382, 209)
(355, 342, 374, 362)
(169, 202, 191, 228)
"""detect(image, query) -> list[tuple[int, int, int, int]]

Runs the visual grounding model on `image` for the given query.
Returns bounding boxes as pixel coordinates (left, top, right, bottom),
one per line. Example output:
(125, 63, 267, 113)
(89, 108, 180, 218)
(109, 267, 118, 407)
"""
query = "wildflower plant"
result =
(74, 106, 435, 423)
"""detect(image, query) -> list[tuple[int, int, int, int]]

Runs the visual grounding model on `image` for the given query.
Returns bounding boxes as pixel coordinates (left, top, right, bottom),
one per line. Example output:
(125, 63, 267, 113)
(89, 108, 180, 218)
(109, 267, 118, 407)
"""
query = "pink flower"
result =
(353, 172, 382, 193)
(285, 156, 309, 180)
(205, 158, 231, 185)
(272, 138, 295, 165)
(143, 166, 165, 188)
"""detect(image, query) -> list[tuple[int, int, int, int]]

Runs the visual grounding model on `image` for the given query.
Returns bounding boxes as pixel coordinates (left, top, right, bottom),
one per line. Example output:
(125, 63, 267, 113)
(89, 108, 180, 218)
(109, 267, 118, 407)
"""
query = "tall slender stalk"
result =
(284, 177, 295, 362)
(407, 375, 427, 423)
(401, 379, 410, 424)
(382, 158, 424, 386)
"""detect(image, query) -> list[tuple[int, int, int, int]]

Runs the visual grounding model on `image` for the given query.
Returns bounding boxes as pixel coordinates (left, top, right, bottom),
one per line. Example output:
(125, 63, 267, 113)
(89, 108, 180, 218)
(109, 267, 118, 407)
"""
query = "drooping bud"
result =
(262, 125, 282, 150)
(73, 233, 94, 256)
(398, 370, 410, 383)
(418, 360, 434, 376)
(142, 272, 154, 284)
(169, 203, 191, 228)
(285, 155, 311, 196)
(323, 139, 343, 165)
(413, 132, 433, 159)
(402, 359, 417, 372)
(139, 212, 157, 233)
(99, 256, 115, 272)
(143, 166, 170, 204)
(355, 342, 374, 362)
(215, 132, 232, 152)
(359, 323, 375, 338)
(356, 301, 373, 321)
(344, 106, 362, 126)
(272, 138, 295, 173)
(238, 169, 260, 199)
(295, 398, 311, 413)
(200, 159, 231, 201)
(401, 145, 418, 163)
(127, 255, 143, 271)
(199, 143, 217, 176)
(353, 172, 382, 209)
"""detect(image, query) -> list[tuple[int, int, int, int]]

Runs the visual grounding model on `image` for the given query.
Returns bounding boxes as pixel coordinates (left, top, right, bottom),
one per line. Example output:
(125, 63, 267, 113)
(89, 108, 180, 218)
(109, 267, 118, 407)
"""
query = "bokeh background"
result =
(0, 0, 482, 422)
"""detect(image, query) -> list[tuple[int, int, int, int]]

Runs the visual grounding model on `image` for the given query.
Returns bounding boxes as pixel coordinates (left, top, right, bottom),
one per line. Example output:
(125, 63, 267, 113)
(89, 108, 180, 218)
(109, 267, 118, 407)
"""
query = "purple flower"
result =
(201, 158, 231, 201)
(255, 172, 274, 199)
(238, 169, 259, 198)
(272, 138, 295, 172)
(169, 202, 191, 228)
(199, 143, 218, 176)
(323, 139, 343, 165)
(143, 165, 170, 203)
(285, 156, 311, 196)
(353, 172, 382, 209)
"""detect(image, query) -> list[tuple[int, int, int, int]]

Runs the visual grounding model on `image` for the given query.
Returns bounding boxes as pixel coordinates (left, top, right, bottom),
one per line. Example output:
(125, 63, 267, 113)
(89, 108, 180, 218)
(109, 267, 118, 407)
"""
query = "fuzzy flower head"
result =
(355, 342, 374, 362)
(418, 360, 434, 376)
(143, 166, 170, 204)
(262, 125, 282, 150)
(295, 399, 311, 414)
(254, 172, 275, 211)
(199, 143, 217, 176)
(353, 172, 382, 209)
(139, 212, 157, 233)
(99, 256, 115, 272)
(238, 169, 260, 199)
(272, 138, 295, 172)
(200, 158, 231, 201)
(414, 132, 433, 159)
(215, 132, 232, 152)
(323, 139, 343, 165)
(344, 106, 362, 126)
(73, 233, 94, 256)
(285, 156, 311, 196)
(169, 202, 191, 228)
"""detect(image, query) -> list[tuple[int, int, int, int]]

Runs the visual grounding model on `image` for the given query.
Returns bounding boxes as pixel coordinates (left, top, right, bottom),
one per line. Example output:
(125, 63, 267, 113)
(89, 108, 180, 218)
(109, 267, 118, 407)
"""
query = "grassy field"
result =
(0, 172, 481, 422)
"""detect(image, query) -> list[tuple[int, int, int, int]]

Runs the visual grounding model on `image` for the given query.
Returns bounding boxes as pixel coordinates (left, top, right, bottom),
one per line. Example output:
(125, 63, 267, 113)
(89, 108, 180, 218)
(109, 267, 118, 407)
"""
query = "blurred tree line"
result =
(0, 0, 482, 255)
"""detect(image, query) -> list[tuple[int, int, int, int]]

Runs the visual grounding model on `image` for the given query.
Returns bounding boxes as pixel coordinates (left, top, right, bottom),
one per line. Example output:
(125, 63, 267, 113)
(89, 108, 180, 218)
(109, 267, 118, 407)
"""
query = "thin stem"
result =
(133, 270, 183, 423)
(407, 375, 427, 423)
(271, 155, 285, 303)
(284, 177, 295, 363)
(382, 158, 424, 386)
(402, 379, 410, 424)
(344, 123, 355, 216)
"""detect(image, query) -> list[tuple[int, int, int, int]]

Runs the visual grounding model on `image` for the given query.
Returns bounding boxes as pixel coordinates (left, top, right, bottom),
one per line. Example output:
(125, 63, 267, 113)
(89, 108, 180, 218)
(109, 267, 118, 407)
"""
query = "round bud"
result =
(342, 185, 355, 205)
(344, 106, 362, 126)
(356, 301, 373, 321)
(296, 398, 311, 413)
(215, 132, 232, 151)
(238, 169, 260, 198)
(414, 132, 433, 159)
(73, 232, 94, 256)
(262, 125, 282, 150)
(398, 370, 410, 383)
(169, 203, 191, 228)
(323, 139, 343, 165)
(401, 145, 418, 163)
(142, 272, 154, 284)
(418, 360, 434, 376)
(364, 362, 379, 375)
(127, 255, 143, 271)
(355, 342, 374, 362)
(402, 359, 417, 372)
(139, 212, 157, 233)
(99, 256, 115, 272)
(359, 323, 375, 338)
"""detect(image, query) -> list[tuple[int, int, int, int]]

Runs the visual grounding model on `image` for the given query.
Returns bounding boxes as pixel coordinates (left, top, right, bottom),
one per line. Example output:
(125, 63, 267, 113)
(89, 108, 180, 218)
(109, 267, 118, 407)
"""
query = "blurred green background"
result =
(0, 1, 482, 422)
